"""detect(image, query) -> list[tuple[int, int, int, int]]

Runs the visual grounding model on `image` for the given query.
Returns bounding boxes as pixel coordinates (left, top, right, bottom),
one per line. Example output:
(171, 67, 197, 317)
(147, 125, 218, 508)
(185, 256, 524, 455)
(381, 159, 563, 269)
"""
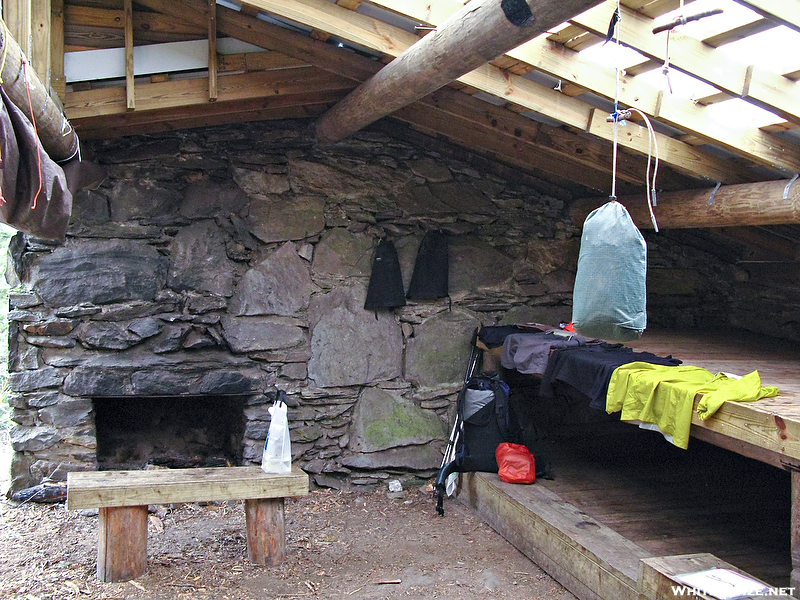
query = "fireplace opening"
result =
(93, 396, 247, 470)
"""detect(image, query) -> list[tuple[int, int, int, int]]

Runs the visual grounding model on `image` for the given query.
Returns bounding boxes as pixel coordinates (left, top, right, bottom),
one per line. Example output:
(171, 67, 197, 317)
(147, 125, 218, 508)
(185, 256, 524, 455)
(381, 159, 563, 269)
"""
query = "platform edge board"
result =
(638, 553, 794, 600)
(66, 465, 309, 510)
(459, 472, 650, 600)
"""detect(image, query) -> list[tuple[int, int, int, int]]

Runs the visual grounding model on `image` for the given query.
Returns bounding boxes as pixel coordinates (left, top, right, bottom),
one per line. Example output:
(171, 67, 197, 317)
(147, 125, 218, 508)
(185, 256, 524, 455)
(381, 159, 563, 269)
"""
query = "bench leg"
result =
(97, 505, 148, 583)
(245, 498, 285, 566)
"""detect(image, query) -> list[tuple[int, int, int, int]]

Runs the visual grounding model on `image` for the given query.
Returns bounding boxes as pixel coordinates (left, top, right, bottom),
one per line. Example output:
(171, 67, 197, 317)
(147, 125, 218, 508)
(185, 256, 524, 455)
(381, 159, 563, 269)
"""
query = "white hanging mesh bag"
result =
(571, 201, 647, 342)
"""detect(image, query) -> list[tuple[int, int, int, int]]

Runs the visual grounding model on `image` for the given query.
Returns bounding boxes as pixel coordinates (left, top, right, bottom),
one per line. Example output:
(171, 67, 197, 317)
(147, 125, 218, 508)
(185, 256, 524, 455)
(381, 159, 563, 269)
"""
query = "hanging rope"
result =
(606, 1, 659, 231)
(0, 22, 10, 206)
(21, 54, 43, 211)
(609, 0, 622, 202)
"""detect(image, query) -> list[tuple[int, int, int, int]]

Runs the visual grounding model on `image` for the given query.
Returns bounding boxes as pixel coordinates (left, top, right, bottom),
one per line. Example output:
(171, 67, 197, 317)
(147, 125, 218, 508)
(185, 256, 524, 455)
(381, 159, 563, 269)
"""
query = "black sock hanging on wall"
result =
(407, 230, 449, 301)
(364, 238, 406, 311)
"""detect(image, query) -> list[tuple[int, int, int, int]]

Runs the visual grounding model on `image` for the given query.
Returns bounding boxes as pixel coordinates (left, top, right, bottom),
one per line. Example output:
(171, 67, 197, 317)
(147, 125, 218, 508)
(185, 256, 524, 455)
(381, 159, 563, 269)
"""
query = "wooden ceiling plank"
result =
(731, 0, 800, 34)
(366, 0, 800, 176)
(73, 88, 342, 137)
(624, 58, 661, 76)
(393, 102, 615, 192)
(65, 4, 207, 50)
(135, 0, 383, 82)
(65, 67, 352, 118)
(217, 51, 308, 73)
(421, 86, 649, 186)
(570, 1, 800, 125)
(78, 104, 330, 139)
(586, 108, 739, 184)
(571, 178, 800, 229)
(702, 18, 776, 48)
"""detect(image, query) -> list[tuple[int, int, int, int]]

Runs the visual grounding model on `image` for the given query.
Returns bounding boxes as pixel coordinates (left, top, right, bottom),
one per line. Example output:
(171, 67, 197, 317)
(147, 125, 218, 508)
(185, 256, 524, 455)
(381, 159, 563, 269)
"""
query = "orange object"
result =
(495, 442, 536, 484)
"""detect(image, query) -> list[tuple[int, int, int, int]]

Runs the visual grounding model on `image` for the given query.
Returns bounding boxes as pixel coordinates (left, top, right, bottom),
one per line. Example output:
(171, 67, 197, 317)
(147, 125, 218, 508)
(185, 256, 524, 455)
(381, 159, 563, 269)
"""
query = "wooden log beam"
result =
(314, 0, 605, 144)
(0, 17, 79, 161)
(571, 178, 800, 229)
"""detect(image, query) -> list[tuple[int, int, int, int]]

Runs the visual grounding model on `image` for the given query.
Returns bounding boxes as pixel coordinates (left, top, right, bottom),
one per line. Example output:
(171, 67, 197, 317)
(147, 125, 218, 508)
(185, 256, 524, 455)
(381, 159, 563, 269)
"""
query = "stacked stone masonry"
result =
(5, 121, 784, 493)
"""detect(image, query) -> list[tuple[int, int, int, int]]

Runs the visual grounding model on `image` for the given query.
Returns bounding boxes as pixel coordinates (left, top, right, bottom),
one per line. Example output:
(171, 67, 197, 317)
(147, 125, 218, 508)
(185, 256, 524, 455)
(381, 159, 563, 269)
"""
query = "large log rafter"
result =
(314, 0, 607, 144)
(571, 178, 800, 229)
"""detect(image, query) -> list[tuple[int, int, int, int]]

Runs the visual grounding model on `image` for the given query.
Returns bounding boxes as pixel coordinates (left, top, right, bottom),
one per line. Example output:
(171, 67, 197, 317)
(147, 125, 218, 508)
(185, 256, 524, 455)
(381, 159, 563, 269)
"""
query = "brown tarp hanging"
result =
(0, 87, 72, 240)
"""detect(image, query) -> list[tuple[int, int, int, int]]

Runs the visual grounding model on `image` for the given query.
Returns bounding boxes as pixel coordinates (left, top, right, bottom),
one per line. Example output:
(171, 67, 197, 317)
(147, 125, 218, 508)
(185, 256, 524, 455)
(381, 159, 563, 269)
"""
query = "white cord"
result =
(627, 108, 660, 232)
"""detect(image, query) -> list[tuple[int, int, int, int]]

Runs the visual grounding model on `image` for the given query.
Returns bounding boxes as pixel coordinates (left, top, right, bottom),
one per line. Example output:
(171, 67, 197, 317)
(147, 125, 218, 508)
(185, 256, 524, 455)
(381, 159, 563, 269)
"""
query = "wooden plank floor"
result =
(627, 328, 800, 401)
(459, 327, 799, 599)
(540, 427, 791, 587)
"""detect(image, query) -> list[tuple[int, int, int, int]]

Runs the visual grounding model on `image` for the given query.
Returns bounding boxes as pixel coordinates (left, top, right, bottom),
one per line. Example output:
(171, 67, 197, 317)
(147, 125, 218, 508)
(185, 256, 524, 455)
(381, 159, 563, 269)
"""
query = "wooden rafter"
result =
(125, 0, 673, 191)
(570, 2, 800, 125)
(363, 0, 800, 175)
(731, 0, 800, 33)
(241, 0, 748, 182)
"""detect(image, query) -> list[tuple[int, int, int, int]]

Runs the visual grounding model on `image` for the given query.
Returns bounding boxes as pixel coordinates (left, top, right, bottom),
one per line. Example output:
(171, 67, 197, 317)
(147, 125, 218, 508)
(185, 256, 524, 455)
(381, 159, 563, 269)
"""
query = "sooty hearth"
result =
(94, 396, 247, 470)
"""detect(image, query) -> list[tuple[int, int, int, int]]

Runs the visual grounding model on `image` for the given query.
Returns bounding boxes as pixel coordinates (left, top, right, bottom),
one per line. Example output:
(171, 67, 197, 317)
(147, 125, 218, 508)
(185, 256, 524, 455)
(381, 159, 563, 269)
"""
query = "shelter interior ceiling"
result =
(3, 0, 800, 260)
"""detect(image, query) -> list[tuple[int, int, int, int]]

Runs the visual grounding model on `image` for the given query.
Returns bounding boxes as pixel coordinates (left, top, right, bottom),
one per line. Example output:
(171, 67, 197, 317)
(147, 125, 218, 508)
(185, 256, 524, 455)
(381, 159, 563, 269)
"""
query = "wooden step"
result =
(459, 471, 650, 600)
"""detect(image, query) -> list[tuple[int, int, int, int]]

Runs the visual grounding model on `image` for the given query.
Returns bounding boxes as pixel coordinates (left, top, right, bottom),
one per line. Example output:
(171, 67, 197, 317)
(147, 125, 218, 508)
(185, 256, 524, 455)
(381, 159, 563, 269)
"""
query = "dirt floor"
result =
(0, 476, 577, 600)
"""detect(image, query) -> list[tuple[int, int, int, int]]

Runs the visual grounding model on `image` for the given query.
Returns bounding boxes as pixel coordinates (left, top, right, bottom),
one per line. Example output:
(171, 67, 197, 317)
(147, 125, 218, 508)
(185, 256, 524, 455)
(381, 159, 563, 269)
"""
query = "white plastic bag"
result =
(261, 397, 292, 474)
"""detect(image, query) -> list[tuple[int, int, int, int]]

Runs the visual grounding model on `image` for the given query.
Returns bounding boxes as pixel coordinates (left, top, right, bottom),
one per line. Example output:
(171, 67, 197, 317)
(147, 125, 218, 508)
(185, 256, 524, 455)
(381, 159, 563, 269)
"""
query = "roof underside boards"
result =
(3, 0, 800, 254)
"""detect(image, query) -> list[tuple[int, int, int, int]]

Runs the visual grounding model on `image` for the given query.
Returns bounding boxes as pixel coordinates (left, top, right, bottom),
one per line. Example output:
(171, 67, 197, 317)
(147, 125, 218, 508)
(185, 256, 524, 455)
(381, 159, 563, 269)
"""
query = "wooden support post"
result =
(30, 0, 49, 87)
(245, 498, 285, 566)
(124, 0, 134, 109)
(4, 0, 30, 57)
(208, 0, 217, 101)
(50, 0, 65, 100)
(791, 471, 800, 591)
(97, 506, 148, 583)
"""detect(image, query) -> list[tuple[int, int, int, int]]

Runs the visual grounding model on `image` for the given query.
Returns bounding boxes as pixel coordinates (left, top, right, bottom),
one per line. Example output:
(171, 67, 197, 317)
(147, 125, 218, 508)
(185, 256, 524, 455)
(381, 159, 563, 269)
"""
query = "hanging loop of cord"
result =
(606, 0, 659, 232)
(21, 54, 43, 211)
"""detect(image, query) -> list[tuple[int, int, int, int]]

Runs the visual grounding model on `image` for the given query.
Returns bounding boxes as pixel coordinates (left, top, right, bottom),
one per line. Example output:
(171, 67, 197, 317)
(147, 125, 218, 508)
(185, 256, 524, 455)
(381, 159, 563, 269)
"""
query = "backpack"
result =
(454, 372, 513, 473)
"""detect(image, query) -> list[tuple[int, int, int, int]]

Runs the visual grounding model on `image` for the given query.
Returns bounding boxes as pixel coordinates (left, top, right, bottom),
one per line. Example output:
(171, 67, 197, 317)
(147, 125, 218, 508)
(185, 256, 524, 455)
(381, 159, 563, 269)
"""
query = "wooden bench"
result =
(66, 465, 309, 583)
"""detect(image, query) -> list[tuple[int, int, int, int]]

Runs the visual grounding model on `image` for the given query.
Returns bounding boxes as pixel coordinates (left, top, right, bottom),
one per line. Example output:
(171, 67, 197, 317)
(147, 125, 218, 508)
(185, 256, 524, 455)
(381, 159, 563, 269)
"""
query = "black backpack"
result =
(454, 373, 513, 473)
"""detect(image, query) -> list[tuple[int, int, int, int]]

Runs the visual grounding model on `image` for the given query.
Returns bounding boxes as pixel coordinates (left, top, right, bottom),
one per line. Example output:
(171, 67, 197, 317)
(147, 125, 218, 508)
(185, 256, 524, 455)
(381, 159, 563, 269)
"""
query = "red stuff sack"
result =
(495, 442, 536, 484)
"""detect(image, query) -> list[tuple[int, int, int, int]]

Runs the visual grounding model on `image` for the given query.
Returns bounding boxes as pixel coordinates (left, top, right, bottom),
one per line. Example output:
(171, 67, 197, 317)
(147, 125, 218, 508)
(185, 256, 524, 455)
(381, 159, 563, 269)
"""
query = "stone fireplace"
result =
(93, 395, 247, 470)
(5, 120, 758, 494)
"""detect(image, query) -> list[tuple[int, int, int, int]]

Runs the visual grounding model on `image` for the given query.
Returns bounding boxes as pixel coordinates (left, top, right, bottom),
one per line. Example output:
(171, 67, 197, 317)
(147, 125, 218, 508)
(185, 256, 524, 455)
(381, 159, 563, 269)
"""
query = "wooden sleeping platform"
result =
(458, 328, 800, 600)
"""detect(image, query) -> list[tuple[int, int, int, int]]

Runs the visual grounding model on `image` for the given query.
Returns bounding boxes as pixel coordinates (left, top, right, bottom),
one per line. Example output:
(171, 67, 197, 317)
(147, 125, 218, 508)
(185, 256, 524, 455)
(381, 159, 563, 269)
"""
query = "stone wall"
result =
(5, 121, 585, 492)
(6, 120, 796, 493)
